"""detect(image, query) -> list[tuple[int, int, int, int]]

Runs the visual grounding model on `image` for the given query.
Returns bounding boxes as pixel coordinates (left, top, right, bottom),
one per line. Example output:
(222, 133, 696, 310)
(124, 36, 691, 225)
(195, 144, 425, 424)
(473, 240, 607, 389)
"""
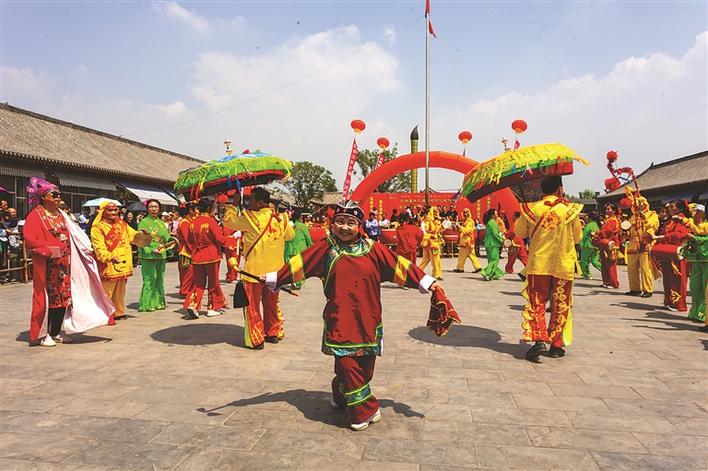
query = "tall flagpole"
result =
(424, 7, 431, 207)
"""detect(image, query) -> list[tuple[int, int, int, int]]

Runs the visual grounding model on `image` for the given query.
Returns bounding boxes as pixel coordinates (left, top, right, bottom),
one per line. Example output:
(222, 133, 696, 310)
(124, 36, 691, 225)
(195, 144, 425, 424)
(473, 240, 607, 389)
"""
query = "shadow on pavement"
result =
(196, 389, 424, 427)
(15, 331, 112, 344)
(615, 301, 669, 311)
(408, 325, 525, 359)
(151, 323, 245, 347)
(621, 311, 702, 332)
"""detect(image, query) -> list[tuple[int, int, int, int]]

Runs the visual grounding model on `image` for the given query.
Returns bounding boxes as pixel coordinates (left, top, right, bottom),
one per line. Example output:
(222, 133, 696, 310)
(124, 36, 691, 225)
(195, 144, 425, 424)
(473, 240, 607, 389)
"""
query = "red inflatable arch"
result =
(350, 151, 519, 216)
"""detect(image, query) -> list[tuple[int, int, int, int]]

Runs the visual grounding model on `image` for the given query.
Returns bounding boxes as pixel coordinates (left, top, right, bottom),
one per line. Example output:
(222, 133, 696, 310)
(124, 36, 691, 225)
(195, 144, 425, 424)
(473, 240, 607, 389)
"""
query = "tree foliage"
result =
(284, 161, 338, 207)
(353, 144, 411, 193)
(577, 188, 598, 200)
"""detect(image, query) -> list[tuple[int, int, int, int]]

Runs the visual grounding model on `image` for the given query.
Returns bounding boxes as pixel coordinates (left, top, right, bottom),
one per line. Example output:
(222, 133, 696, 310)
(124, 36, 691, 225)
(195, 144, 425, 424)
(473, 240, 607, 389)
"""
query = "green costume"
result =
(686, 235, 708, 322)
(284, 220, 313, 288)
(579, 220, 602, 278)
(481, 218, 505, 280)
(137, 215, 171, 312)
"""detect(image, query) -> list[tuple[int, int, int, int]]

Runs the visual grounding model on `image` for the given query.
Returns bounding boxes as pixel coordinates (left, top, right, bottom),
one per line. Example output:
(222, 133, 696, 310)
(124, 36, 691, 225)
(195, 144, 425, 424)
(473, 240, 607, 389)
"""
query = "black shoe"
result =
(525, 342, 547, 363)
(265, 336, 279, 344)
(253, 343, 265, 350)
(436, 277, 444, 281)
(640, 292, 652, 298)
(114, 315, 127, 321)
(453, 269, 464, 273)
(624, 291, 641, 296)
(473, 268, 482, 273)
(547, 346, 565, 358)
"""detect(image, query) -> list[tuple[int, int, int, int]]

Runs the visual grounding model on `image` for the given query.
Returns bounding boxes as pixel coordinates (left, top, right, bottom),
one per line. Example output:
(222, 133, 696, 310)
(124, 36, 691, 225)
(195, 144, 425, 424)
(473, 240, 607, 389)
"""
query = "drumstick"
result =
(238, 269, 299, 297)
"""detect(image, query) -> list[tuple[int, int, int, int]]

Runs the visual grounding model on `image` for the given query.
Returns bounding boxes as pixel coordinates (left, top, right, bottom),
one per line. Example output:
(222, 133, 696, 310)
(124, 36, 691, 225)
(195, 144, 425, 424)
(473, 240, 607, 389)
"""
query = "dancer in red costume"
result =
(395, 212, 423, 265)
(505, 211, 528, 275)
(23, 177, 113, 346)
(261, 201, 445, 431)
(654, 200, 691, 312)
(596, 203, 621, 289)
(183, 198, 237, 318)
(176, 203, 195, 297)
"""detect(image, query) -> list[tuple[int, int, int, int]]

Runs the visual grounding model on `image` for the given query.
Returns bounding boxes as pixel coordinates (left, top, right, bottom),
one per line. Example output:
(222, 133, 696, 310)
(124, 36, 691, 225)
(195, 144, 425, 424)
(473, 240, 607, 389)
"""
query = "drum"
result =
(650, 243, 684, 261)
(620, 220, 632, 231)
(593, 238, 615, 250)
(442, 219, 453, 230)
(503, 239, 513, 248)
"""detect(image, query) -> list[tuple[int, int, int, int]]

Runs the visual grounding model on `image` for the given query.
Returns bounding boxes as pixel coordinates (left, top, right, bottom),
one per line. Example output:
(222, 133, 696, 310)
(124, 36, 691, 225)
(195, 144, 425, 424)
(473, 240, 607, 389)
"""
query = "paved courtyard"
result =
(1, 256, 707, 470)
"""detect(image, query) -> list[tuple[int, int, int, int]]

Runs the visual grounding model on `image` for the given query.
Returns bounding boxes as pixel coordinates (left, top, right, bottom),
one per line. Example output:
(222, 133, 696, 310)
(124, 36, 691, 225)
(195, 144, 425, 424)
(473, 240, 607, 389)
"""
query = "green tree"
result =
(353, 144, 410, 192)
(577, 188, 598, 200)
(284, 161, 338, 207)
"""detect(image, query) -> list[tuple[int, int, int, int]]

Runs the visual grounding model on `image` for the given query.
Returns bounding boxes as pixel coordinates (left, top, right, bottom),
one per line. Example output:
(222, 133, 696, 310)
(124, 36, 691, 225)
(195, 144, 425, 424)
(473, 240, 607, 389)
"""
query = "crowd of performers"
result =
(21, 174, 707, 429)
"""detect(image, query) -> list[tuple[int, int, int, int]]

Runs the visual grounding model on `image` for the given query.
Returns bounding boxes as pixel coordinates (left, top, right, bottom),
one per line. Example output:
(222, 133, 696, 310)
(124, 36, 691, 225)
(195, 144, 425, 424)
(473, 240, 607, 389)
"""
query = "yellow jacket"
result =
(223, 206, 294, 281)
(458, 217, 475, 248)
(626, 210, 659, 253)
(516, 195, 583, 280)
(90, 219, 137, 280)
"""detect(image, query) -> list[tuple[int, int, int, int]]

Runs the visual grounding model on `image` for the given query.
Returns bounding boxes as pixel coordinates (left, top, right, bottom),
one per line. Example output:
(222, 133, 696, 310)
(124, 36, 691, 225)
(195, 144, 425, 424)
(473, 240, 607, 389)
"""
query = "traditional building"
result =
(597, 150, 708, 208)
(0, 103, 204, 215)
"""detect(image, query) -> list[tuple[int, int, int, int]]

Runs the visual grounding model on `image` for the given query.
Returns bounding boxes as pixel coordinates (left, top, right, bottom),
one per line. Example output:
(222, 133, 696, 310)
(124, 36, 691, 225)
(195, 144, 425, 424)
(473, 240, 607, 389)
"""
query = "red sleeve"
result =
(22, 208, 55, 257)
(597, 218, 619, 239)
(271, 239, 330, 288)
(374, 242, 429, 290)
(664, 221, 690, 245)
(416, 227, 424, 243)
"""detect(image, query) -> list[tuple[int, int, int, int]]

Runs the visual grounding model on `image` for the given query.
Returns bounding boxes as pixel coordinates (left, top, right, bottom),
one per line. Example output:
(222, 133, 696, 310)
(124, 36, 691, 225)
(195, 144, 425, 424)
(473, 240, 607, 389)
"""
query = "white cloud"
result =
(383, 24, 397, 45)
(0, 65, 54, 103)
(152, 1, 211, 33)
(436, 31, 708, 194)
(75, 64, 88, 76)
(156, 100, 187, 115)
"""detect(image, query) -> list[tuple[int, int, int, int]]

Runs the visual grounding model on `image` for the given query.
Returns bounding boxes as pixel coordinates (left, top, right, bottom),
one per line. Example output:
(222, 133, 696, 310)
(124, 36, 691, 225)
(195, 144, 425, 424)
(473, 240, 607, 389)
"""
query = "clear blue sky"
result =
(2, 1, 706, 193)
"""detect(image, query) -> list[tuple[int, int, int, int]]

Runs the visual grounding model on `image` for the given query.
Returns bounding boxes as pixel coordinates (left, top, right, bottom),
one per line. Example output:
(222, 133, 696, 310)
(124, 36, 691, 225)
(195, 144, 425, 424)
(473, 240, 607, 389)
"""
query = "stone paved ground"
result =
(1, 256, 707, 470)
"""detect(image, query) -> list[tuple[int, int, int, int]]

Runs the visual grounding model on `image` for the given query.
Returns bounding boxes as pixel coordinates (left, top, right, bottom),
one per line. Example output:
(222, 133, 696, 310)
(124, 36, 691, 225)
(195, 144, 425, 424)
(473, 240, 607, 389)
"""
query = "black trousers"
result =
(47, 307, 65, 337)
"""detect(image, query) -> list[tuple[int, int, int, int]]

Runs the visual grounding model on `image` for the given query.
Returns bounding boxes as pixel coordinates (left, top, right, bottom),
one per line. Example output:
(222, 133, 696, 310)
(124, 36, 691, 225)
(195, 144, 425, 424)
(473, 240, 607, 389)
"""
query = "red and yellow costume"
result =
(90, 202, 139, 319)
(596, 213, 621, 288)
(395, 222, 423, 264)
(504, 217, 528, 274)
(418, 207, 443, 279)
(222, 205, 242, 283)
(176, 215, 193, 296)
(456, 208, 482, 272)
(183, 214, 235, 312)
(516, 195, 583, 347)
(625, 194, 659, 294)
(658, 218, 691, 311)
(265, 234, 435, 425)
(223, 206, 294, 348)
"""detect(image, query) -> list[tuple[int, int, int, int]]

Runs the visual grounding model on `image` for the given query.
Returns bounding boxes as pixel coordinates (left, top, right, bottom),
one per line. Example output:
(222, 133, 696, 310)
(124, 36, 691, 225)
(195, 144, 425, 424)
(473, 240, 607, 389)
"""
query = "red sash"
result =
(104, 220, 127, 252)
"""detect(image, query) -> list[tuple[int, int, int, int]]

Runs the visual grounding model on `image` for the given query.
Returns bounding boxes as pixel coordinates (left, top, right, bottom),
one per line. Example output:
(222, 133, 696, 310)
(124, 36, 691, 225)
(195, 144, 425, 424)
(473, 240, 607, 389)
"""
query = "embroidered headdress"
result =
(333, 200, 364, 222)
(26, 176, 58, 209)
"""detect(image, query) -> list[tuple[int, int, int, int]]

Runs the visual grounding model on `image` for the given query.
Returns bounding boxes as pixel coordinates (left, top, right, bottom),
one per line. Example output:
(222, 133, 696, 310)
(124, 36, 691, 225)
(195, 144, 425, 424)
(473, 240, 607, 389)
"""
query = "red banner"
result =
(341, 138, 359, 199)
(375, 150, 386, 170)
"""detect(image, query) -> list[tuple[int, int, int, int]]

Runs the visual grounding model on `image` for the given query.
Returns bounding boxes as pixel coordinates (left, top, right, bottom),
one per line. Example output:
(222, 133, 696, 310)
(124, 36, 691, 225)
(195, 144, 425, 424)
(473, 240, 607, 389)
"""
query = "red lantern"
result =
(216, 194, 229, 204)
(511, 119, 528, 133)
(376, 137, 390, 149)
(606, 150, 618, 163)
(458, 131, 472, 144)
(619, 197, 632, 209)
(350, 119, 366, 134)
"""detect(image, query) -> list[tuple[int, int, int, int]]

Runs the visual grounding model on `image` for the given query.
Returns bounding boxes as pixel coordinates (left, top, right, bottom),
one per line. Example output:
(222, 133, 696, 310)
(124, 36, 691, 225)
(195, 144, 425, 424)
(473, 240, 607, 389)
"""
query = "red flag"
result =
(426, 0, 437, 38)
(375, 150, 386, 170)
(342, 138, 359, 198)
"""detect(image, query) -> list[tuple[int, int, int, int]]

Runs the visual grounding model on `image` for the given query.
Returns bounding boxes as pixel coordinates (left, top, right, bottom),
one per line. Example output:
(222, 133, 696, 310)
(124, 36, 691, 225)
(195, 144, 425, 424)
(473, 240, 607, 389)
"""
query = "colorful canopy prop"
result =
(459, 143, 589, 203)
(174, 151, 293, 199)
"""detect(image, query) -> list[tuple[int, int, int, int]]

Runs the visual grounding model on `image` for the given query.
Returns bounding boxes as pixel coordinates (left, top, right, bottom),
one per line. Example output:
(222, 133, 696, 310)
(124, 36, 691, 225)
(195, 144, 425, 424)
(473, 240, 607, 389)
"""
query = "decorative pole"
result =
(424, 6, 431, 207)
(224, 138, 233, 156)
(410, 126, 419, 193)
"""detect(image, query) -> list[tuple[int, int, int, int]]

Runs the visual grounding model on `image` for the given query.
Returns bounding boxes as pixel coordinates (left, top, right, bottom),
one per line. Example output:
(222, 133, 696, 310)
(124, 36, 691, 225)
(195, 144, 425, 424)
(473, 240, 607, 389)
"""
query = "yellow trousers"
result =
(626, 251, 654, 293)
(102, 278, 127, 317)
(419, 247, 442, 278)
(456, 246, 481, 271)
